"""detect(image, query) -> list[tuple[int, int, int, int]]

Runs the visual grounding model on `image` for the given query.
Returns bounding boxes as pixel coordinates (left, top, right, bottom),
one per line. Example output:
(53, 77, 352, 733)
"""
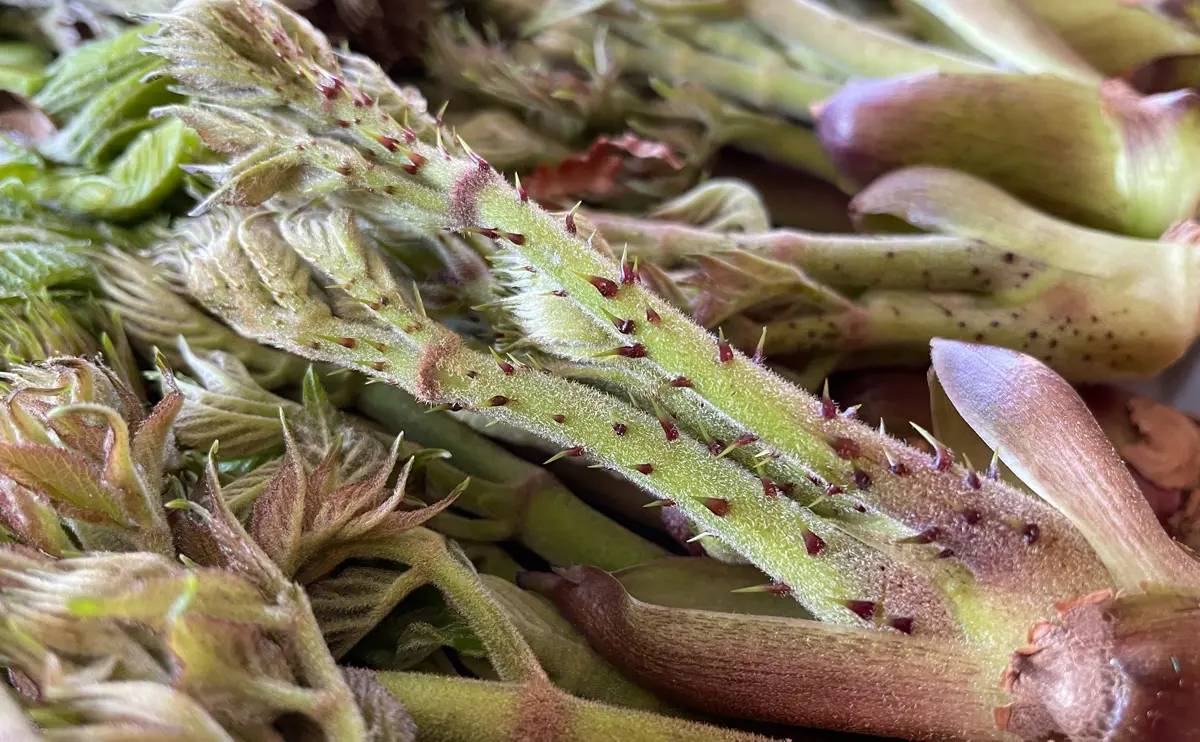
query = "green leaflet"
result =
(0, 224, 90, 299)
(37, 59, 179, 167)
(0, 42, 49, 98)
(33, 25, 160, 120)
(30, 119, 202, 221)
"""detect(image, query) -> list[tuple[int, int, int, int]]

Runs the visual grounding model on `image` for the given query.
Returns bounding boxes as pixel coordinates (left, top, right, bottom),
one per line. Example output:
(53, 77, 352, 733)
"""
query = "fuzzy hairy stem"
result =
(378, 671, 773, 742)
(471, 186, 1110, 650)
(526, 566, 1010, 741)
(356, 383, 670, 571)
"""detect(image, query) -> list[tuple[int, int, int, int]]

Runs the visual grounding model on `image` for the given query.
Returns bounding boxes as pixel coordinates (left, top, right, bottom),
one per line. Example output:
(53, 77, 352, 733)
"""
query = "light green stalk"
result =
(532, 17, 837, 121)
(738, 0, 997, 78)
(896, 0, 1102, 82)
(584, 168, 1200, 383)
(378, 671, 772, 742)
(424, 14, 837, 179)
(174, 204, 891, 628)
(1022, 0, 1200, 75)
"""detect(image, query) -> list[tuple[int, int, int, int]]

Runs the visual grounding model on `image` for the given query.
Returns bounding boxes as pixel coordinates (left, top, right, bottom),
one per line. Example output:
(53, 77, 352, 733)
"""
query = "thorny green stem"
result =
(377, 671, 773, 742)
(153, 0, 1109, 657)
(356, 383, 670, 570)
(185, 210, 886, 626)
(470, 185, 1108, 650)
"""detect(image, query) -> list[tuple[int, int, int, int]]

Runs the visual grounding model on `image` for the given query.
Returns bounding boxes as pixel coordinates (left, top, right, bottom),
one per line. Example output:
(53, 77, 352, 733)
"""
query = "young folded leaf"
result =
(930, 339, 1200, 593)
(816, 72, 1200, 237)
(0, 547, 377, 741)
(0, 357, 180, 555)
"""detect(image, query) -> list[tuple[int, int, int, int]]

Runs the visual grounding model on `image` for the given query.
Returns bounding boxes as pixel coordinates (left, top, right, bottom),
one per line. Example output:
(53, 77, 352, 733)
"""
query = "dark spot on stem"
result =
(832, 437, 861, 460)
(846, 600, 877, 620)
(889, 617, 914, 634)
(704, 498, 731, 516)
(804, 529, 825, 555)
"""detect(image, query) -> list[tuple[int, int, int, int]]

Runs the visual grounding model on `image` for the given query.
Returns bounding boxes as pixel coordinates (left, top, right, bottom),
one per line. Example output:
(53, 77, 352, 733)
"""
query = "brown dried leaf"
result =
(0, 92, 55, 146)
(522, 133, 686, 208)
(341, 667, 417, 742)
(1124, 396, 1200, 490)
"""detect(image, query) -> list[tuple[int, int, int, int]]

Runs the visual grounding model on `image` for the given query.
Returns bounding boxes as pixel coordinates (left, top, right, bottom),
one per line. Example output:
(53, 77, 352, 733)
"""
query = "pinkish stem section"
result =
(527, 566, 1012, 742)
(999, 590, 1200, 742)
